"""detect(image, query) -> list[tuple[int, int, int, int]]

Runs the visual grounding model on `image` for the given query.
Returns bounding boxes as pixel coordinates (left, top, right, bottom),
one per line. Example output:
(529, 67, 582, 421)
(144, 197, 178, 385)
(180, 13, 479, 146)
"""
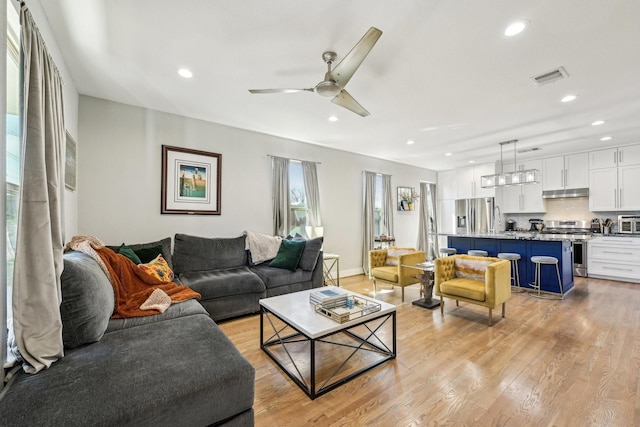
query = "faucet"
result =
(491, 205, 502, 233)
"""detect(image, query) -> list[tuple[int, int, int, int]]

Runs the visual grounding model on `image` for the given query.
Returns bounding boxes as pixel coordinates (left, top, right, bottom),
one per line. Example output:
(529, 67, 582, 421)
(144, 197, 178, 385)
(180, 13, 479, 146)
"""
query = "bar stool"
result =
(529, 256, 563, 300)
(497, 252, 524, 293)
(439, 248, 457, 257)
(468, 250, 488, 257)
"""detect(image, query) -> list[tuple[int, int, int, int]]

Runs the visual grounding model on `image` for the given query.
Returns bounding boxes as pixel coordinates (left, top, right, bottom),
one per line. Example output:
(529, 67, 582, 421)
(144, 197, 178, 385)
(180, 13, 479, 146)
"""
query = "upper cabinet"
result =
(589, 144, 640, 169)
(542, 153, 589, 191)
(589, 143, 640, 211)
(501, 160, 545, 213)
(436, 169, 458, 200)
(456, 163, 494, 199)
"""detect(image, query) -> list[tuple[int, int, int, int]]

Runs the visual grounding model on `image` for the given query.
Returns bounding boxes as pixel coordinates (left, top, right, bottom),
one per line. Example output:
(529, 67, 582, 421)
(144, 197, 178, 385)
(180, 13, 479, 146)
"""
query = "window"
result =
(289, 161, 307, 236)
(373, 174, 384, 236)
(6, 1, 20, 328)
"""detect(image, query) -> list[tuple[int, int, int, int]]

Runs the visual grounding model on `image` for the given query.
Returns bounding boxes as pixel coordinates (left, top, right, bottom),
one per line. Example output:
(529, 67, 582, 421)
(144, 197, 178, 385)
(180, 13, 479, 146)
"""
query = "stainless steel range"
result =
(539, 220, 592, 277)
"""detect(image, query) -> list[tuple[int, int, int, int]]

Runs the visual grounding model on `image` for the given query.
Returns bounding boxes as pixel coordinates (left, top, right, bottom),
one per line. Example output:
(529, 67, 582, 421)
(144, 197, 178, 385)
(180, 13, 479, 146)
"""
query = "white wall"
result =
(77, 96, 437, 277)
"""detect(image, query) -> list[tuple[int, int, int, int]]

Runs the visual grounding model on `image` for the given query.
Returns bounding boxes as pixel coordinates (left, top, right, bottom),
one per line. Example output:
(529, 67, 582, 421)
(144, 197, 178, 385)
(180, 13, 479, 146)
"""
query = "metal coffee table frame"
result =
(260, 306, 396, 400)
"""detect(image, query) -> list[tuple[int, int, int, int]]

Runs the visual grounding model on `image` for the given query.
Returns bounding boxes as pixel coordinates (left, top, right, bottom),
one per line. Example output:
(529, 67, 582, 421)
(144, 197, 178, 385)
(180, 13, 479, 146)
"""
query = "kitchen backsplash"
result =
(499, 197, 640, 232)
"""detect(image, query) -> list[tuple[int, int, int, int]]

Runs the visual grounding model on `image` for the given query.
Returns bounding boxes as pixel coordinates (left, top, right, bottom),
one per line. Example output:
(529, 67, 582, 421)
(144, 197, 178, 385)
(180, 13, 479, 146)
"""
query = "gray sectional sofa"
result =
(0, 233, 324, 426)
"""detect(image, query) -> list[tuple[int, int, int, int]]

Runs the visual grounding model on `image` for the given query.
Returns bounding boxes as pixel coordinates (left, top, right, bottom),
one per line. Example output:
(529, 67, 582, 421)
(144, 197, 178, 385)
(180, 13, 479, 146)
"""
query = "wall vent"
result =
(531, 67, 569, 86)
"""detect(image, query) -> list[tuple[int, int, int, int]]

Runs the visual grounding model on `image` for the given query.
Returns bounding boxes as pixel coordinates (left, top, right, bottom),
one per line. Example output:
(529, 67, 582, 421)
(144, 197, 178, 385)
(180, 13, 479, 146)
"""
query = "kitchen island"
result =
(445, 233, 574, 295)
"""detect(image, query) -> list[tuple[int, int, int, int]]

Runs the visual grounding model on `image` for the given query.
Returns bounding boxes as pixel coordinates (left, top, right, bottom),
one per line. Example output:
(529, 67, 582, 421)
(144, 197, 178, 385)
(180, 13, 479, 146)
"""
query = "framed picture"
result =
(161, 145, 221, 215)
(397, 186, 416, 211)
(65, 131, 77, 190)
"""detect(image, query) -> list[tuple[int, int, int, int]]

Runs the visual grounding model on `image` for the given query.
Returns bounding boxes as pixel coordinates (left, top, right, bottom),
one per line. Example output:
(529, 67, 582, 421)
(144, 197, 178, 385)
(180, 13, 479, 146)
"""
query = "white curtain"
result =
(301, 161, 321, 235)
(381, 174, 394, 237)
(272, 156, 290, 237)
(362, 171, 376, 275)
(11, 5, 66, 374)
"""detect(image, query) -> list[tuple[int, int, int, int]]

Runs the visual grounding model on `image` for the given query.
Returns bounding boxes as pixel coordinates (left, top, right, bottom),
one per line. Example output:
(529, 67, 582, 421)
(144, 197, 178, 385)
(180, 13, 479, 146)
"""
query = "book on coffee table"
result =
(309, 287, 348, 305)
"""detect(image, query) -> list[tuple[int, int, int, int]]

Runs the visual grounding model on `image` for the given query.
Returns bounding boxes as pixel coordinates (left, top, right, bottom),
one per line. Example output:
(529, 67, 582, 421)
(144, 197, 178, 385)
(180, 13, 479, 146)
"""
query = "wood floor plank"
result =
(217, 275, 640, 426)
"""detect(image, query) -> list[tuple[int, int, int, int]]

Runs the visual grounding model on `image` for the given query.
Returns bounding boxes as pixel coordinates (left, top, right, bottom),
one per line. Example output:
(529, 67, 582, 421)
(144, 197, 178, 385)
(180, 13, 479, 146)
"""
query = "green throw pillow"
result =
(269, 239, 306, 271)
(118, 244, 142, 264)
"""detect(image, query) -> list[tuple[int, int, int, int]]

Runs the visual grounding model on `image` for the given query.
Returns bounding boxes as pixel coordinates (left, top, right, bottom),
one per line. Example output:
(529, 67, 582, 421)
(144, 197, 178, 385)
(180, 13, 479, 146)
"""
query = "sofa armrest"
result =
(434, 257, 456, 294)
(397, 251, 426, 284)
(485, 259, 511, 306)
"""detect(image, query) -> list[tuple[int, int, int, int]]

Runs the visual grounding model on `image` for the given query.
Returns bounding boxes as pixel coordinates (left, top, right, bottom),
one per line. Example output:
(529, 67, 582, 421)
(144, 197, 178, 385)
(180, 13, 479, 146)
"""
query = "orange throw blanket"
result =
(96, 247, 201, 319)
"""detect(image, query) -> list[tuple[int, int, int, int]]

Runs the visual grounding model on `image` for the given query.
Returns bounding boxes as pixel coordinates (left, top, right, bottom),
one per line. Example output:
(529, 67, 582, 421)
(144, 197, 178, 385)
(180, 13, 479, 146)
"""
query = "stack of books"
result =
(309, 287, 348, 305)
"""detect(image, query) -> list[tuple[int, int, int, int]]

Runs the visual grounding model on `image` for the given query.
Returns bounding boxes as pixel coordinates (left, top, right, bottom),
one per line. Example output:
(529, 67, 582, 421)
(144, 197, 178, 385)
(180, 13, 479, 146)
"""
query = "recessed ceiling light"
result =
(504, 20, 529, 37)
(561, 94, 578, 103)
(600, 136, 613, 141)
(445, 152, 452, 157)
(406, 140, 415, 145)
(468, 160, 475, 164)
(328, 115, 338, 122)
(178, 68, 193, 78)
(591, 120, 605, 126)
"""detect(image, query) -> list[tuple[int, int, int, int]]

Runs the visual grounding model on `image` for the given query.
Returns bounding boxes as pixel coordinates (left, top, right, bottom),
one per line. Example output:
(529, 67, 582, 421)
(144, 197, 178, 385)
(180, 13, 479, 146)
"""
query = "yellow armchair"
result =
(368, 247, 426, 302)
(434, 254, 511, 326)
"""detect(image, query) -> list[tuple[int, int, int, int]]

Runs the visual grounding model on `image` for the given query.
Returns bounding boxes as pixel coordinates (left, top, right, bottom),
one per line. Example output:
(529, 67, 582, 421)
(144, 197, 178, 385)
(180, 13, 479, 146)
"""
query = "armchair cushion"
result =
(440, 278, 485, 301)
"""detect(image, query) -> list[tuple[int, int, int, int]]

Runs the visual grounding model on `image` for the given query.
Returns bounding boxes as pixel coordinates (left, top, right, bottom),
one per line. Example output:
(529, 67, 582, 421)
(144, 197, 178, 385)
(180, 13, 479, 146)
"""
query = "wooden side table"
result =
(322, 253, 340, 287)
(402, 261, 440, 309)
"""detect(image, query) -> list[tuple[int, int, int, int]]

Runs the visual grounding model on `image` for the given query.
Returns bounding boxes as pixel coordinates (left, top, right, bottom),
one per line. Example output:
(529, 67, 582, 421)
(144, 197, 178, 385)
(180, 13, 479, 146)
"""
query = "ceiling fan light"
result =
(316, 80, 342, 97)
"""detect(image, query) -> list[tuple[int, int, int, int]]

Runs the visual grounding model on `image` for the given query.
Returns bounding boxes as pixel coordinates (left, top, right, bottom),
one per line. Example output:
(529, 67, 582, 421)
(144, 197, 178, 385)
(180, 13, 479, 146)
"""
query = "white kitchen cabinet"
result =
(588, 236, 640, 282)
(589, 146, 640, 211)
(437, 169, 457, 200)
(456, 163, 494, 199)
(589, 143, 640, 169)
(500, 160, 544, 213)
(542, 152, 588, 191)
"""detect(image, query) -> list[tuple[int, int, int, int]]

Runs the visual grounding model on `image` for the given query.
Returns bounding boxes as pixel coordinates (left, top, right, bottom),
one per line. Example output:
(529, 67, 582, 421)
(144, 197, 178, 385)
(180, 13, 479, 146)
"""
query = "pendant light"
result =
(480, 140, 540, 188)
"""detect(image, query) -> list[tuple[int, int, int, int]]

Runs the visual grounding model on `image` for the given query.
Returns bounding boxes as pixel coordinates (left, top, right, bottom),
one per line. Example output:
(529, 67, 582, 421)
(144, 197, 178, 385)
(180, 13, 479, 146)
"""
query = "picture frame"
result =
(161, 145, 221, 215)
(397, 186, 416, 211)
(65, 131, 77, 191)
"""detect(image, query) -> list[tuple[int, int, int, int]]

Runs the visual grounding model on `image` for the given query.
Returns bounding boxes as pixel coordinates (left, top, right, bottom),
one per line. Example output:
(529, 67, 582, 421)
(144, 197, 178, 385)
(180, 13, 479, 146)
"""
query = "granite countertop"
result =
(435, 232, 588, 241)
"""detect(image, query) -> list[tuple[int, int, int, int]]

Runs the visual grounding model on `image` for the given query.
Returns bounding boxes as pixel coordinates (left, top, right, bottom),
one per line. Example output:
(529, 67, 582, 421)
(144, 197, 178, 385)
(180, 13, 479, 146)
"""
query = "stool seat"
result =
(529, 256, 563, 299)
(531, 256, 558, 264)
(439, 248, 457, 256)
(468, 250, 488, 257)
(497, 252, 521, 261)
(498, 252, 524, 292)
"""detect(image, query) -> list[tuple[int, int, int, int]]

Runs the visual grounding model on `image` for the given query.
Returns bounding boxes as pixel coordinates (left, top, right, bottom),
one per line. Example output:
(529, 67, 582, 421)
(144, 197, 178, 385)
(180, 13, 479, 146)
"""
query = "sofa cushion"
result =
(137, 254, 174, 282)
(118, 244, 141, 264)
(178, 267, 265, 300)
(441, 278, 486, 301)
(371, 265, 399, 283)
(250, 264, 313, 289)
(385, 247, 416, 266)
(60, 251, 114, 349)
(173, 234, 247, 273)
(298, 236, 323, 271)
(454, 257, 493, 281)
(269, 239, 306, 271)
(105, 298, 208, 333)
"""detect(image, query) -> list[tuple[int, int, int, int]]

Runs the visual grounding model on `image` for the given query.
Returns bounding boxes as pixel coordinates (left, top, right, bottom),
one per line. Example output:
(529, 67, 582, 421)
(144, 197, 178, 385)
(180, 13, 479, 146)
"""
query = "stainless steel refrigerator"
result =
(455, 197, 495, 234)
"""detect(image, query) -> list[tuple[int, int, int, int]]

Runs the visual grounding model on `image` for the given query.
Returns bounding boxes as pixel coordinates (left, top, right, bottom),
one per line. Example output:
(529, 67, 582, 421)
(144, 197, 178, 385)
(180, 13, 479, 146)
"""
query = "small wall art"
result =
(397, 186, 418, 211)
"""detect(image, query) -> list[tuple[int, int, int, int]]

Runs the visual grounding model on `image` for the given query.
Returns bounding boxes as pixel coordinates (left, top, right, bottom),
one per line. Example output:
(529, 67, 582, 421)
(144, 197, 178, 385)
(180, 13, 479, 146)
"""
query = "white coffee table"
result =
(260, 288, 396, 399)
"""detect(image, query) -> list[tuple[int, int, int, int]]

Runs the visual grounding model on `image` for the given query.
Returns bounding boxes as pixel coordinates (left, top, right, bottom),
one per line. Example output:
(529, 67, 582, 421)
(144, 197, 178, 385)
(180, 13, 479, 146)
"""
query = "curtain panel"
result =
(301, 161, 322, 234)
(272, 156, 290, 236)
(11, 5, 66, 373)
(362, 171, 376, 275)
(418, 182, 438, 260)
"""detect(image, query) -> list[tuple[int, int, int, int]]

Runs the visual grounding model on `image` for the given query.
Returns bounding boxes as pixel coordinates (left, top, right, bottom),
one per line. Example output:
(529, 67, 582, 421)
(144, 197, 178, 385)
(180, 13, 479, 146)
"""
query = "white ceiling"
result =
(39, 0, 640, 171)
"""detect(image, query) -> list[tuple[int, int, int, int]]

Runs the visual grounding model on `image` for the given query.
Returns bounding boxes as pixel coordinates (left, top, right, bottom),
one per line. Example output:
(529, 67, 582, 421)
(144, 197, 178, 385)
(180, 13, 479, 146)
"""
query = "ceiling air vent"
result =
(531, 67, 569, 86)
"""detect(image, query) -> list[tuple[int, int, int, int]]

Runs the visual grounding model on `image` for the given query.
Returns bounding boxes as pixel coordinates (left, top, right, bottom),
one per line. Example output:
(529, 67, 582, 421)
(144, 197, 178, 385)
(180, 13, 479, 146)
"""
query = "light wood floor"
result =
(218, 275, 640, 426)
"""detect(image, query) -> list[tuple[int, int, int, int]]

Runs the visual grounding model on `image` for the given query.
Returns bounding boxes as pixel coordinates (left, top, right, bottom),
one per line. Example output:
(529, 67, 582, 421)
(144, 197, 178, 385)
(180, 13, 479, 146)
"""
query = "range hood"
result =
(542, 187, 589, 199)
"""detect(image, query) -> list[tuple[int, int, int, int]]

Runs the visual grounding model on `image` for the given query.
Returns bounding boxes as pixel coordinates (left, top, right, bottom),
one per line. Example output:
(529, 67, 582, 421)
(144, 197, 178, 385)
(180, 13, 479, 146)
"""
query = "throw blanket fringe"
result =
(65, 235, 200, 318)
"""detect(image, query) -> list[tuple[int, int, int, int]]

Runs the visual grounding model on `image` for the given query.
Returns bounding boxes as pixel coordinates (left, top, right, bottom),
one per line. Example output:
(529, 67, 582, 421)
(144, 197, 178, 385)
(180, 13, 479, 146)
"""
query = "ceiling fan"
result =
(249, 27, 382, 117)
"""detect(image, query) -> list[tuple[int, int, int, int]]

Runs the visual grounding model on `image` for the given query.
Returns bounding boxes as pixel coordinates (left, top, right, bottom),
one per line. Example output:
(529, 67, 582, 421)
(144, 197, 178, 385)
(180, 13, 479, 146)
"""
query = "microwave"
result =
(618, 215, 640, 234)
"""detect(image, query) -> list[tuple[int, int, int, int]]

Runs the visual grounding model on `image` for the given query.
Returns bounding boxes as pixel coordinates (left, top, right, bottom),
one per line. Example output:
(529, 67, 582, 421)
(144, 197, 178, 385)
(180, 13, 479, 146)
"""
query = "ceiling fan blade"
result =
(248, 88, 314, 94)
(329, 27, 382, 88)
(331, 90, 370, 117)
